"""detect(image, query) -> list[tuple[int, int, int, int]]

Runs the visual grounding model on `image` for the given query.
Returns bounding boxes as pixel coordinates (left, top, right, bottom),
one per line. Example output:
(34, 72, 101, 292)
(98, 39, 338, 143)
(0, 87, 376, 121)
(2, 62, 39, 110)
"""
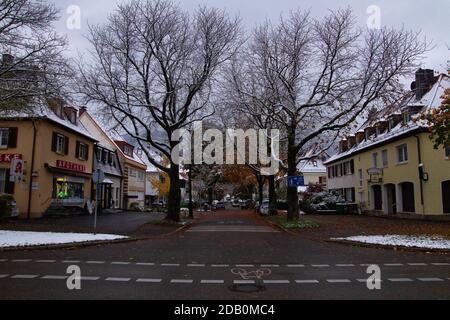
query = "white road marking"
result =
(136, 278, 162, 283)
(236, 264, 254, 267)
(80, 276, 100, 281)
(201, 280, 225, 284)
(136, 263, 155, 266)
(0, 259, 8, 262)
(388, 278, 414, 282)
(35, 260, 56, 263)
(408, 263, 428, 266)
(417, 278, 444, 282)
(431, 263, 450, 266)
(62, 260, 81, 264)
(211, 264, 230, 268)
(261, 264, 280, 268)
(111, 262, 131, 265)
(287, 264, 305, 268)
(263, 280, 290, 284)
(384, 263, 404, 267)
(0, 274, 10, 278)
(41, 275, 68, 280)
(86, 261, 105, 264)
(187, 264, 206, 267)
(171, 279, 194, 284)
(12, 259, 32, 263)
(327, 279, 351, 283)
(311, 264, 330, 268)
(161, 263, 180, 267)
(11, 275, 38, 279)
(105, 277, 131, 282)
(336, 264, 355, 267)
(233, 280, 255, 284)
(295, 280, 319, 284)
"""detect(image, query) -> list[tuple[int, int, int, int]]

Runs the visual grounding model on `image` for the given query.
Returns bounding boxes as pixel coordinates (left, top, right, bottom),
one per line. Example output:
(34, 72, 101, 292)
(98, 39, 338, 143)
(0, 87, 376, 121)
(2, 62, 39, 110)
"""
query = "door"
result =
(372, 185, 382, 211)
(385, 184, 397, 215)
(442, 180, 450, 214)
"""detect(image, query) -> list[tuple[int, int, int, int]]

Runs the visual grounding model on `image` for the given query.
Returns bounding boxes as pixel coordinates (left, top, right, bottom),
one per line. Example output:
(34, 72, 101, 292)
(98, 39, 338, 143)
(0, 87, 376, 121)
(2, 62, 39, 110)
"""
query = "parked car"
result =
(240, 199, 255, 210)
(0, 194, 19, 219)
(232, 199, 240, 207)
(215, 202, 226, 210)
(259, 200, 270, 216)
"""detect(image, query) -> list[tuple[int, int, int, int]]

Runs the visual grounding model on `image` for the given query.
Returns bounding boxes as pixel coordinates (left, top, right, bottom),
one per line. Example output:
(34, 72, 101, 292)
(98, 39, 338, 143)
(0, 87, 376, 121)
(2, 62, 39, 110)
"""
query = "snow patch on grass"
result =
(0, 230, 128, 248)
(332, 235, 450, 250)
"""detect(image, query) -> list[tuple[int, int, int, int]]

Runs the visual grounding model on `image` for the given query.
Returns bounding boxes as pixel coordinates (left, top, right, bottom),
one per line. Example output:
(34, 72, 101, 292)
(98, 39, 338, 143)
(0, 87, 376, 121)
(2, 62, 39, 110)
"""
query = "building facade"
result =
(0, 103, 96, 218)
(326, 70, 450, 218)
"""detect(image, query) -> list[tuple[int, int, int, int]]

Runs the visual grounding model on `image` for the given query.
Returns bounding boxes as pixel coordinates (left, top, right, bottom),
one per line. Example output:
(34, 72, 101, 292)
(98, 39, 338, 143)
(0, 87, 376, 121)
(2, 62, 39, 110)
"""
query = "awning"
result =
(102, 178, 114, 185)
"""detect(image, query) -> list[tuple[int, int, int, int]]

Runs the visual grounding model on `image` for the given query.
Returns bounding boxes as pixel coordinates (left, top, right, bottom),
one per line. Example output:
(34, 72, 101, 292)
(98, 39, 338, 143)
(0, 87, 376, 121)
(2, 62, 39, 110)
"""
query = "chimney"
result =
(79, 106, 87, 116)
(339, 139, 348, 153)
(414, 68, 437, 100)
(2, 54, 14, 66)
(356, 131, 365, 144)
(347, 135, 356, 149)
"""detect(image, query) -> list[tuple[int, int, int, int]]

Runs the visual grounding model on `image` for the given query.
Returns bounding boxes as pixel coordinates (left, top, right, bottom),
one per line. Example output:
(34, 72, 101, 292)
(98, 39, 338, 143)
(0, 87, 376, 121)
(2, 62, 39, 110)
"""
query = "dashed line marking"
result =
(0, 259, 8, 262)
(261, 264, 280, 268)
(86, 261, 105, 264)
(12, 259, 32, 263)
(105, 277, 131, 282)
(388, 278, 414, 282)
(41, 275, 68, 280)
(187, 264, 206, 267)
(35, 260, 56, 263)
(384, 263, 404, 267)
(336, 264, 355, 267)
(136, 263, 155, 266)
(236, 264, 255, 268)
(431, 263, 450, 266)
(417, 278, 445, 282)
(287, 264, 305, 268)
(0, 274, 10, 279)
(136, 278, 162, 283)
(171, 279, 194, 284)
(295, 280, 319, 284)
(111, 262, 131, 265)
(11, 275, 38, 279)
(62, 260, 80, 264)
(211, 264, 229, 268)
(161, 264, 181, 267)
(80, 276, 100, 281)
(263, 280, 290, 284)
(201, 280, 225, 284)
(311, 264, 330, 268)
(233, 280, 255, 284)
(327, 279, 351, 283)
(408, 263, 428, 266)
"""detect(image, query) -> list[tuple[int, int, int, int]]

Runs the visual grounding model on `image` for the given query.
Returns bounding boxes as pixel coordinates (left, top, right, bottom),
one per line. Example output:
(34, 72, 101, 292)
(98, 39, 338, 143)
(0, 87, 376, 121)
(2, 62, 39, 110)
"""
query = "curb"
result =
(0, 222, 193, 252)
(263, 218, 299, 236)
(326, 239, 450, 255)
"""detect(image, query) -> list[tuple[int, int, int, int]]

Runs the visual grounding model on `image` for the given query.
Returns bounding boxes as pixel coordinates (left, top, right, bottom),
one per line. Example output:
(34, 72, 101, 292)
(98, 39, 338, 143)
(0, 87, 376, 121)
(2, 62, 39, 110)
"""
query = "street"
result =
(0, 209, 449, 300)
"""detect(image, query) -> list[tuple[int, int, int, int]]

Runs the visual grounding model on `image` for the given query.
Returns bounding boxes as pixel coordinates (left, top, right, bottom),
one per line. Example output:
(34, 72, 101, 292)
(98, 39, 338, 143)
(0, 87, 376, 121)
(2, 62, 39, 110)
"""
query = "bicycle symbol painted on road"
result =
(231, 268, 272, 280)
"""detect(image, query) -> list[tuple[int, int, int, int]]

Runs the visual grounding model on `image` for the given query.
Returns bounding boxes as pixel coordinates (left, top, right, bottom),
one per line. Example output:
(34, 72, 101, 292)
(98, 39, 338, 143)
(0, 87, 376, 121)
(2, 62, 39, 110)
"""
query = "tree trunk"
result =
(287, 127, 299, 221)
(166, 163, 181, 222)
(268, 175, 278, 216)
(188, 167, 193, 219)
(258, 176, 264, 214)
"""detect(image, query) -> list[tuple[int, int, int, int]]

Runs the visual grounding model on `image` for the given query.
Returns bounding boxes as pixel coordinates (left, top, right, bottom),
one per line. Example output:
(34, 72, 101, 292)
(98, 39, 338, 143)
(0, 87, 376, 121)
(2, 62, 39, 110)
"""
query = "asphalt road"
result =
(1, 209, 450, 300)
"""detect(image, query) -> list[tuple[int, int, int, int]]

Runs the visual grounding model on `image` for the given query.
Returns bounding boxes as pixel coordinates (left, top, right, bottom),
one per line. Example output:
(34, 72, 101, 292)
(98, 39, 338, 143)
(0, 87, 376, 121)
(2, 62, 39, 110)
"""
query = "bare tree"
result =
(232, 9, 429, 220)
(0, 0, 69, 112)
(79, 0, 241, 221)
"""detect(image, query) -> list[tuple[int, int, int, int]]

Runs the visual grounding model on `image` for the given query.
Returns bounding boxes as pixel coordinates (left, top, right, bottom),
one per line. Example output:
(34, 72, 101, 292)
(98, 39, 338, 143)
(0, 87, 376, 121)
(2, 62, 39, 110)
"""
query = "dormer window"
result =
(123, 145, 133, 157)
(388, 118, 395, 131)
(403, 112, 411, 124)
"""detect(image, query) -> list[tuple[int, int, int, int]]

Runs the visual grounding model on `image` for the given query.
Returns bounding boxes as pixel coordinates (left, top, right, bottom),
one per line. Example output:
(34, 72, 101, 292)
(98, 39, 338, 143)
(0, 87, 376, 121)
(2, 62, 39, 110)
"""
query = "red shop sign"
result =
(56, 160, 86, 173)
(0, 154, 23, 163)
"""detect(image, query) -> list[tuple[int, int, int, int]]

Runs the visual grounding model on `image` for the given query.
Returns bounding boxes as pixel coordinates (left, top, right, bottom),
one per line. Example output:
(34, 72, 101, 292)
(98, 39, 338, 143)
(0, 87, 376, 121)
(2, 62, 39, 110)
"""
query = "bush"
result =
(300, 191, 344, 214)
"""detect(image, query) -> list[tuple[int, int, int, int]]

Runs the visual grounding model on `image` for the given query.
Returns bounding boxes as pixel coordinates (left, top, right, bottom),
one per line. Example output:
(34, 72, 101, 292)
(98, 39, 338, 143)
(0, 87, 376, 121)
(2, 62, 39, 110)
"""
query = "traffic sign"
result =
(288, 176, 305, 188)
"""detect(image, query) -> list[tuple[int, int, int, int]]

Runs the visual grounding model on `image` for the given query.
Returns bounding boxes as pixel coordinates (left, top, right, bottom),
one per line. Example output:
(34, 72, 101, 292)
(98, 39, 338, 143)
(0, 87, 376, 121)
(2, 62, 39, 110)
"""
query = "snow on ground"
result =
(0, 230, 128, 248)
(332, 235, 450, 250)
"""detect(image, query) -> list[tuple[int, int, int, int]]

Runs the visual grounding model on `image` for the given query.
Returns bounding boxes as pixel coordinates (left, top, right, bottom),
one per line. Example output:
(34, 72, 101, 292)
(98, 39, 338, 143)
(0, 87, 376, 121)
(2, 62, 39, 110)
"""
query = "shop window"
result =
(396, 144, 408, 164)
(0, 169, 15, 194)
(53, 178, 84, 200)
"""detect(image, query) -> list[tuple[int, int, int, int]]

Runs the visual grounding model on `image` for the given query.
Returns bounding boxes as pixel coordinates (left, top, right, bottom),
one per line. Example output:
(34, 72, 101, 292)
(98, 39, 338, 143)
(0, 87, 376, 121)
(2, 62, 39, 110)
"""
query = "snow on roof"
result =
(298, 158, 327, 174)
(0, 104, 97, 141)
(325, 74, 449, 165)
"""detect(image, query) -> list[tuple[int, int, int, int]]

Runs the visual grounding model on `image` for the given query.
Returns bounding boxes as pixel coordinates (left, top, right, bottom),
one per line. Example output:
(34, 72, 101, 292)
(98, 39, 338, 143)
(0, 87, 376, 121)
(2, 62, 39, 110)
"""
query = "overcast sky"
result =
(53, 0, 449, 82)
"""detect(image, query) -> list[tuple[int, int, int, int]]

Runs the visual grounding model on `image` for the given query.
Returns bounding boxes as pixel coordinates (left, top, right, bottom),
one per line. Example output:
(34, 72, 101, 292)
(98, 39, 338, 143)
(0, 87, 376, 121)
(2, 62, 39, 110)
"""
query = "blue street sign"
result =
(288, 176, 305, 188)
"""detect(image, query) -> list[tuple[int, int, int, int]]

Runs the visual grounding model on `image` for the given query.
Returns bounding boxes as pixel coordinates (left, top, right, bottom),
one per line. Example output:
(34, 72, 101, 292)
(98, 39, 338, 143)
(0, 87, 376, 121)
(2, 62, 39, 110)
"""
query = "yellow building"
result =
(0, 102, 96, 218)
(326, 70, 450, 218)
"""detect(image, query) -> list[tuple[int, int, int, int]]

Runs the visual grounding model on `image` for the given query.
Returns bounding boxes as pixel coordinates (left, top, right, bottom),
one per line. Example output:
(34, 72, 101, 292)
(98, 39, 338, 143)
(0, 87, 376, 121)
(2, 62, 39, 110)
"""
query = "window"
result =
(382, 150, 388, 167)
(0, 169, 6, 193)
(76, 142, 88, 161)
(345, 188, 355, 202)
(0, 169, 14, 194)
(312, 161, 318, 167)
(96, 147, 102, 162)
(403, 112, 411, 124)
(445, 143, 450, 159)
(137, 171, 145, 182)
(396, 144, 408, 164)
(358, 169, 363, 187)
(129, 168, 136, 177)
(124, 145, 132, 157)
(52, 133, 68, 155)
(0, 128, 9, 148)
(372, 153, 378, 168)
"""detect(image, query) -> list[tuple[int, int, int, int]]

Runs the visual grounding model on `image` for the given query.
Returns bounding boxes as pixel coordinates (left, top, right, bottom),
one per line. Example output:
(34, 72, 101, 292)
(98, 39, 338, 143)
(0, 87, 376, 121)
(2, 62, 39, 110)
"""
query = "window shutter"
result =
(64, 136, 69, 155)
(51, 132, 57, 152)
(85, 144, 89, 161)
(350, 160, 355, 174)
(8, 127, 18, 148)
(76, 141, 80, 159)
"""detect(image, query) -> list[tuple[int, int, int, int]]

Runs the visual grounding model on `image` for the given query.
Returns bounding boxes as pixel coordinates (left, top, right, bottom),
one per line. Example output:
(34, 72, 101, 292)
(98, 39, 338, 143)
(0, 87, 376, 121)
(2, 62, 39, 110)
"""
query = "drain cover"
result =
(229, 284, 266, 293)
